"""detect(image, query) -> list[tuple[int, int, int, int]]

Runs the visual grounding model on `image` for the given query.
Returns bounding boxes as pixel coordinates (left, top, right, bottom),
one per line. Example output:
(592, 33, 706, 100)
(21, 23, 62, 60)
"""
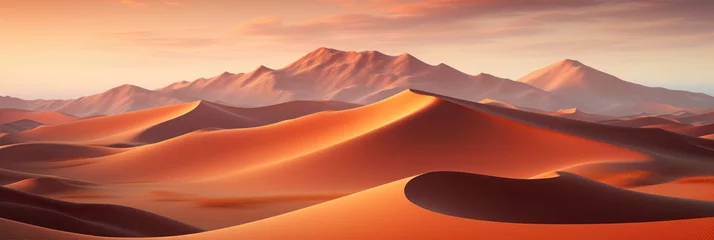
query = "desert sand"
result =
(2, 73, 714, 238)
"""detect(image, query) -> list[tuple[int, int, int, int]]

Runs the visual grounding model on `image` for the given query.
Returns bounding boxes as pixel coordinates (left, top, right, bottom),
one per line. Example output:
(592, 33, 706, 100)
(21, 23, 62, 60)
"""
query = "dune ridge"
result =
(0, 99, 358, 146)
(405, 171, 714, 224)
(0, 186, 201, 237)
(186, 172, 714, 240)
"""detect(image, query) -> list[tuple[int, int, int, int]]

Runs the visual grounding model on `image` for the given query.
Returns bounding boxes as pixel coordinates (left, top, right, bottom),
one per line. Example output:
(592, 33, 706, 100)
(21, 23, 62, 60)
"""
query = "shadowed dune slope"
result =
(0, 109, 77, 125)
(0, 143, 125, 170)
(405, 171, 714, 224)
(0, 119, 43, 133)
(416, 90, 714, 160)
(0, 186, 201, 237)
(185, 173, 714, 240)
(679, 112, 714, 125)
(666, 123, 714, 137)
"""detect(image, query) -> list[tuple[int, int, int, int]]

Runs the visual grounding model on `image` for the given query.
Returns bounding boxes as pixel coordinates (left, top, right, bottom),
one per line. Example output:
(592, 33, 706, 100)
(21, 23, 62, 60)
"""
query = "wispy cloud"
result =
(119, 0, 147, 8)
(117, 0, 186, 8)
(237, 0, 714, 49)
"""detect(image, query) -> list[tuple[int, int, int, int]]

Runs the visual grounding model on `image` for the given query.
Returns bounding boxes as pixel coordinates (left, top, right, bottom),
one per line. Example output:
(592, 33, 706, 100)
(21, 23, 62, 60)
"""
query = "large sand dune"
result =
(184, 173, 714, 240)
(0, 186, 201, 237)
(3, 89, 714, 239)
(25, 90, 644, 186)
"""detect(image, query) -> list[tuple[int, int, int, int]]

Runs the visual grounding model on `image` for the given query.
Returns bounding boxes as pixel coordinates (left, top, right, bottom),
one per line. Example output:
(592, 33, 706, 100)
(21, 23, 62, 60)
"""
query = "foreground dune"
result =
(3, 172, 712, 240)
(405, 172, 714, 223)
(183, 172, 714, 240)
(0, 186, 201, 237)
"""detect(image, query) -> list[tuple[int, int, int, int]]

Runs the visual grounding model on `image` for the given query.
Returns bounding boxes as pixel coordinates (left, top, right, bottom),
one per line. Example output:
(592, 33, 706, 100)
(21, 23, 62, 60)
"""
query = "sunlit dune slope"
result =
(4, 177, 98, 196)
(0, 186, 201, 237)
(604, 117, 686, 128)
(0, 100, 357, 146)
(0, 109, 77, 125)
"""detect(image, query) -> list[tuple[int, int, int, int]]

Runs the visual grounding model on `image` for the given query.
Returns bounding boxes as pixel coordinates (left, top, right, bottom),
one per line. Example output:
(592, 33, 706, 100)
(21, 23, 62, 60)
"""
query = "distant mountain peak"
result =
(107, 84, 149, 93)
(556, 59, 585, 67)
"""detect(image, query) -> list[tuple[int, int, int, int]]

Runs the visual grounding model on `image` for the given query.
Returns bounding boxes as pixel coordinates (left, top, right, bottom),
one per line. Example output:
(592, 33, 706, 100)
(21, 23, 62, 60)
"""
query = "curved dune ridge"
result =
(0, 143, 125, 170)
(0, 186, 201, 237)
(0, 109, 77, 125)
(180, 173, 714, 240)
(478, 98, 518, 109)
(0, 119, 44, 133)
(427, 90, 714, 159)
(665, 123, 714, 138)
(405, 171, 714, 224)
(1, 89, 714, 239)
(0, 100, 357, 146)
(4, 177, 98, 196)
(679, 112, 714, 125)
(604, 116, 685, 128)
(34, 90, 645, 186)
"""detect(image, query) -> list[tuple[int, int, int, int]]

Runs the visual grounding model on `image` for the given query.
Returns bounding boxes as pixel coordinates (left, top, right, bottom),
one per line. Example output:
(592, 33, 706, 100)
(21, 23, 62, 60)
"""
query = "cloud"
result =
(119, 0, 147, 8)
(116, 0, 186, 8)
(236, 0, 714, 50)
(106, 31, 225, 48)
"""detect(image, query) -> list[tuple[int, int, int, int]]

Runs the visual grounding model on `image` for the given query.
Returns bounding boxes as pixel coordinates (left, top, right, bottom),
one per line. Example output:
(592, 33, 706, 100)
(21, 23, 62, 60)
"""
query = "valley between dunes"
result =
(2, 89, 714, 239)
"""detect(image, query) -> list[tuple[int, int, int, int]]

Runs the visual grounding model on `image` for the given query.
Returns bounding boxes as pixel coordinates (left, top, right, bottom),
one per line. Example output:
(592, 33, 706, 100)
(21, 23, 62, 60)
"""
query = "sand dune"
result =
(0, 186, 201, 237)
(478, 98, 519, 109)
(406, 171, 714, 223)
(0, 119, 43, 133)
(0, 143, 125, 171)
(660, 123, 714, 138)
(603, 117, 686, 128)
(679, 112, 714, 125)
(600, 102, 710, 117)
(549, 108, 612, 122)
(0, 100, 356, 146)
(188, 173, 714, 240)
(4, 177, 98, 196)
(34, 90, 643, 190)
(1, 89, 714, 239)
(0, 109, 77, 125)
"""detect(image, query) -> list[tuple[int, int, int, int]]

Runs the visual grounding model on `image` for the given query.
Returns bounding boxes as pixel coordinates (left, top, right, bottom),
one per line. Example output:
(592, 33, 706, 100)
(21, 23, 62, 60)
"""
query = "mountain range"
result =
(2, 47, 713, 117)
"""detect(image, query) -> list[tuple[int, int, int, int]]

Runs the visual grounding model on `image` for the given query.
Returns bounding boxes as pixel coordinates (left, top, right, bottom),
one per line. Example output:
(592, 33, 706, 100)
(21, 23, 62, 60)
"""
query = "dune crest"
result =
(405, 171, 714, 223)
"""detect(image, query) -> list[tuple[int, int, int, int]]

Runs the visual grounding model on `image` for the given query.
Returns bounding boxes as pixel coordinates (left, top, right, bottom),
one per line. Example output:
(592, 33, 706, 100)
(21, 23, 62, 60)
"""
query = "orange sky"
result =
(1, 0, 713, 99)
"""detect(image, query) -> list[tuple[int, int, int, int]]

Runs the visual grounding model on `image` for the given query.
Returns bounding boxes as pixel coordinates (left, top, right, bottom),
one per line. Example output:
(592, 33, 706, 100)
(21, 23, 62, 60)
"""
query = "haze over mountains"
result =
(3, 47, 713, 117)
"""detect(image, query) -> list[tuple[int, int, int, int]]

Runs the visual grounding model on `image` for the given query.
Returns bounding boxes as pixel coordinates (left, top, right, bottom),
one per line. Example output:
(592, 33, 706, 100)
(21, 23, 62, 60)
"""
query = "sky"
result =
(1, 0, 713, 99)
